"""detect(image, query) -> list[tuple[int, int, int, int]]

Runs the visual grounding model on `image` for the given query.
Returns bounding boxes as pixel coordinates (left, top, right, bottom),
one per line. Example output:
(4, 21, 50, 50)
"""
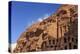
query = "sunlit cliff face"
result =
(13, 4, 78, 53)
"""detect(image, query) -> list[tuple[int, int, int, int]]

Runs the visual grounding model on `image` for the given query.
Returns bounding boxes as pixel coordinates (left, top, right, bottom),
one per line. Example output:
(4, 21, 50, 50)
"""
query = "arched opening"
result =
(64, 45, 67, 49)
(69, 43, 72, 49)
(41, 41, 46, 50)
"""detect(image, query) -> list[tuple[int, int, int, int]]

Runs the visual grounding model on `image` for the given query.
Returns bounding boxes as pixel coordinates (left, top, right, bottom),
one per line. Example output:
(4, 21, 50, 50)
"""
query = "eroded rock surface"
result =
(13, 4, 78, 53)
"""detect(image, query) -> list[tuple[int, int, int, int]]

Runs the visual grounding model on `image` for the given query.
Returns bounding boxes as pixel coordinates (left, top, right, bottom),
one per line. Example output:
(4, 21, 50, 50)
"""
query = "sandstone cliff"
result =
(13, 4, 78, 53)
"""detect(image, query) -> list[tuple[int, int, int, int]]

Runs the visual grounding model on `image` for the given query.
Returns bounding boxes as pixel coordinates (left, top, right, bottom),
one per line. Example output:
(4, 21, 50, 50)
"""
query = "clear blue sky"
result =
(10, 1, 61, 43)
